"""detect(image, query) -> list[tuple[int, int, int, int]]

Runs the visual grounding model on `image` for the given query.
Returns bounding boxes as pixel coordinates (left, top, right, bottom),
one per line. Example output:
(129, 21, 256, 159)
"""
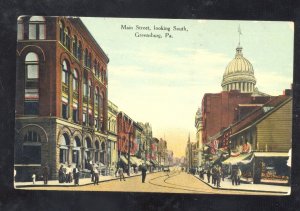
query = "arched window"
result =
(62, 60, 70, 119)
(65, 27, 71, 50)
(78, 41, 82, 61)
(73, 35, 78, 57)
(22, 130, 41, 164)
(95, 140, 100, 162)
(72, 137, 81, 165)
(84, 49, 88, 67)
(72, 69, 79, 123)
(17, 16, 24, 40)
(94, 88, 99, 130)
(62, 60, 69, 84)
(72, 69, 78, 93)
(29, 16, 45, 40)
(59, 20, 64, 43)
(88, 79, 92, 99)
(59, 133, 70, 164)
(84, 137, 92, 169)
(88, 52, 92, 68)
(100, 142, 106, 164)
(24, 52, 39, 115)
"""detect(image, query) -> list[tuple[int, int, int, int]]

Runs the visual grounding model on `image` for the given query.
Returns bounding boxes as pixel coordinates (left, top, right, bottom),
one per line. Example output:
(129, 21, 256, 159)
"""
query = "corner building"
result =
(15, 16, 109, 181)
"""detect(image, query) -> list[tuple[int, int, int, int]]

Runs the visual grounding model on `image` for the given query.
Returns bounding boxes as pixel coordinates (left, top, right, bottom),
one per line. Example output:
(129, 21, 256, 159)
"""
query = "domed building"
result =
(221, 45, 256, 93)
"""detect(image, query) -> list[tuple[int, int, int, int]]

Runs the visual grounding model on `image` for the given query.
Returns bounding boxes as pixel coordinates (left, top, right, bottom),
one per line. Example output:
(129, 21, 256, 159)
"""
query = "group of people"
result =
(115, 164, 148, 183)
(58, 164, 80, 185)
(198, 165, 243, 187)
(206, 165, 223, 188)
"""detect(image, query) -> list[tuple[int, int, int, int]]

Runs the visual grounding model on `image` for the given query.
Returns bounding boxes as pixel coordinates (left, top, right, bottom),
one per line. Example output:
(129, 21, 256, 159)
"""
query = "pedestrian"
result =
(65, 165, 72, 183)
(212, 166, 216, 186)
(94, 167, 99, 185)
(237, 167, 242, 185)
(90, 163, 95, 182)
(42, 163, 49, 185)
(118, 167, 125, 181)
(216, 166, 221, 188)
(207, 167, 211, 183)
(221, 166, 225, 181)
(231, 167, 238, 185)
(58, 165, 64, 183)
(141, 164, 147, 183)
(73, 165, 80, 186)
(32, 173, 36, 184)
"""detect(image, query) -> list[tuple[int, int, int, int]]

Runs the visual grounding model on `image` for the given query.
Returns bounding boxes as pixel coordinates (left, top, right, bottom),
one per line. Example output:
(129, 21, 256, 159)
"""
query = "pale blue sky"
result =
(81, 17, 293, 157)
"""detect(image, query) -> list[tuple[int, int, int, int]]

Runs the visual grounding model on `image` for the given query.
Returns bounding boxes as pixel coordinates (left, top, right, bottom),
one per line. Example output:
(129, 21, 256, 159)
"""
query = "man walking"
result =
(141, 164, 147, 183)
(42, 163, 49, 185)
(94, 167, 99, 185)
(207, 167, 211, 183)
(118, 167, 125, 181)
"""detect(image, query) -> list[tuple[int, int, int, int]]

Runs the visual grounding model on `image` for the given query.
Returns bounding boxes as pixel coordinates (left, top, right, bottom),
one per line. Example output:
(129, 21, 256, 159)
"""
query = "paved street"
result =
(18, 167, 283, 195)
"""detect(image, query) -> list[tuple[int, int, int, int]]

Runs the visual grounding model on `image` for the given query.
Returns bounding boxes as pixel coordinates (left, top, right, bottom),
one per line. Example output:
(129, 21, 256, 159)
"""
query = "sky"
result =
(81, 18, 294, 158)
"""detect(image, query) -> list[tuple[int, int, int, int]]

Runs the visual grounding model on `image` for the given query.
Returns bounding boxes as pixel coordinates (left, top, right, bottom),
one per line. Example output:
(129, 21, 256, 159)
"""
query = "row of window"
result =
(18, 16, 107, 84)
(59, 19, 107, 83)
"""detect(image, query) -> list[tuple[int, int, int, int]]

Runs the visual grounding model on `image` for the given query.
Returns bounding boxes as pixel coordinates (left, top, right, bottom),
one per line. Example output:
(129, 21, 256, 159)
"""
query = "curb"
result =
(16, 171, 159, 188)
(193, 175, 288, 194)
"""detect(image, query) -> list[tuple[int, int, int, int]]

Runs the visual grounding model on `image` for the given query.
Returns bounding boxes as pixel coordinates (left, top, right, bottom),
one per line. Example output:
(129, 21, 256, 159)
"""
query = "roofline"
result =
(75, 17, 109, 63)
(231, 97, 292, 137)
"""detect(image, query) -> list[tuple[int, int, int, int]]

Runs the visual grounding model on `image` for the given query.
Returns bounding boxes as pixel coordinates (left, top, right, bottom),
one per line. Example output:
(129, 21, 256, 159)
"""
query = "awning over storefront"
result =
(254, 152, 288, 157)
(146, 161, 152, 166)
(130, 156, 144, 166)
(120, 155, 128, 165)
(150, 160, 158, 166)
(222, 153, 253, 165)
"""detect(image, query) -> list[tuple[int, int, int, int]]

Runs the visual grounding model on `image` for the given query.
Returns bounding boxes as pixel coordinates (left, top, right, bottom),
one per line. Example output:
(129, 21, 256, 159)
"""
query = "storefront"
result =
(253, 152, 289, 185)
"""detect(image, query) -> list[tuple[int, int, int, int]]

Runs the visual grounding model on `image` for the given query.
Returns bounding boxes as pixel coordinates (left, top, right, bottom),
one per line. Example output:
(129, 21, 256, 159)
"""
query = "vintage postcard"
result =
(14, 16, 293, 195)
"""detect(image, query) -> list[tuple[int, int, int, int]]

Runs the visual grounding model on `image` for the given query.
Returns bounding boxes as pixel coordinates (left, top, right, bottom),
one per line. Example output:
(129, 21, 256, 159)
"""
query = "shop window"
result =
(22, 131, 41, 164)
(29, 16, 45, 40)
(59, 133, 70, 163)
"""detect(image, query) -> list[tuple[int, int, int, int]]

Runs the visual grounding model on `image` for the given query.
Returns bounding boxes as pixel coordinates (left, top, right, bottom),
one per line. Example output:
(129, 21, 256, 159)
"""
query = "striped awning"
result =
(222, 153, 252, 165)
(120, 155, 128, 165)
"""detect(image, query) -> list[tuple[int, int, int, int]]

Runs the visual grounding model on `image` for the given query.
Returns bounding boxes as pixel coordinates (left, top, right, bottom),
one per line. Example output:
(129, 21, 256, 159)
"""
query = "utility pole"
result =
(127, 131, 131, 176)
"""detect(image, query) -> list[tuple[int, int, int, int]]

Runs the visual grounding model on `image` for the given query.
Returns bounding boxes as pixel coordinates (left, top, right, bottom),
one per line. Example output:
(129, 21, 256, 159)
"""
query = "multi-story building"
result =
(150, 138, 159, 168)
(15, 16, 109, 181)
(158, 138, 168, 167)
(107, 101, 118, 170)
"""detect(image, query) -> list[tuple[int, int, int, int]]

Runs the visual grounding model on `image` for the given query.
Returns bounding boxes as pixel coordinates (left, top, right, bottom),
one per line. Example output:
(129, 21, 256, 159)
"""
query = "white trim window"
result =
(29, 16, 46, 40)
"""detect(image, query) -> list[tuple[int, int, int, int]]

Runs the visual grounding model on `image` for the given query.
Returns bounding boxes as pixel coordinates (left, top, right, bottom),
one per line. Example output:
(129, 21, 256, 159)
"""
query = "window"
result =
(22, 131, 41, 164)
(62, 103, 68, 119)
(88, 79, 92, 99)
(59, 20, 64, 43)
(59, 134, 70, 163)
(84, 49, 88, 67)
(73, 69, 78, 93)
(73, 35, 78, 57)
(72, 137, 81, 165)
(24, 101, 39, 115)
(83, 113, 87, 124)
(95, 141, 100, 162)
(29, 16, 45, 40)
(24, 52, 39, 115)
(25, 52, 39, 79)
(73, 109, 78, 123)
(62, 60, 69, 84)
(78, 41, 82, 61)
(65, 27, 71, 50)
(17, 17, 24, 40)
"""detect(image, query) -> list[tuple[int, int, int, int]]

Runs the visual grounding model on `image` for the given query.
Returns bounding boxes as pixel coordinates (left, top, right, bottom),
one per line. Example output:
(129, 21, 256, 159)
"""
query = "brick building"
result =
(15, 16, 109, 181)
(201, 91, 272, 144)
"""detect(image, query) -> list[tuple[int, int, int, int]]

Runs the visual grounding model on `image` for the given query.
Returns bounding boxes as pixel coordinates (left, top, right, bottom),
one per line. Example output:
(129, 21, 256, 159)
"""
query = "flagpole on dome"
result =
(238, 24, 242, 47)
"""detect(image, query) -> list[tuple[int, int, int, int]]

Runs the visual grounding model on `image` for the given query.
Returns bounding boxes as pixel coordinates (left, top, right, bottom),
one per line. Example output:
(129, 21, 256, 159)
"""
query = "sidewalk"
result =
(15, 170, 159, 188)
(193, 174, 290, 194)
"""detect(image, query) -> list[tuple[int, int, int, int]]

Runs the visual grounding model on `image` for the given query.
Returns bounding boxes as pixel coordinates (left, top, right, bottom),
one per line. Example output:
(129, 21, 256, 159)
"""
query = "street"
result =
(20, 167, 281, 195)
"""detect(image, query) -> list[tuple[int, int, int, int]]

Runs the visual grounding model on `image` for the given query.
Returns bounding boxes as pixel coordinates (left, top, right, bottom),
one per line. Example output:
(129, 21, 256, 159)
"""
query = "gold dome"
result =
(221, 46, 256, 93)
